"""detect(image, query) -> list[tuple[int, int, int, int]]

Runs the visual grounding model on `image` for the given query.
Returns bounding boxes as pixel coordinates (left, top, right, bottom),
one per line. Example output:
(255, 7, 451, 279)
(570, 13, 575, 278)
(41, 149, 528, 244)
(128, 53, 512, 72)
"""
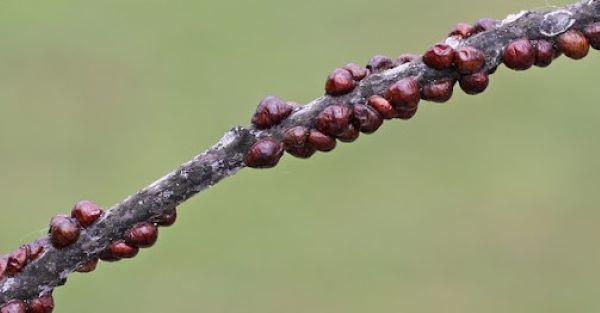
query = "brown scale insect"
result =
(503, 38, 535, 70)
(108, 241, 139, 259)
(396, 107, 418, 120)
(342, 63, 368, 81)
(315, 104, 353, 137)
(449, 23, 476, 39)
(49, 215, 81, 249)
(71, 200, 103, 227)
(27, 296, 54, 313)
(396, 54, 419, 65)
(385, 77, 421, 112)
(0, 300, 27, 313)
(154, 208, 177, 227)
(367, 96, 396, 119)
(26, 242, 44, 262)
(125, 222, 159, 248)
(282, 126, 316, 159)
(244, 139, 284, 168)
(251, 96, 294, 129)
(99, 253, 121, 263)
(557, 30, 590, 59)
(75, 259, 99, 273)
(584, 22, 600, 49)
(454, 46, 485, 74)
(307, 130, 336, 152)
(459, 71, 489, 95)
(423, 44, 455, 70)
(533, 40, 556, 67)
(336, 124, 360, 143)
(366, 55, 394, 73)
(5, 246, 28, 276)
(353, 105, 383, 134)
(325, 68, 356, 96)
(474, 18, 498, 33)
(422, 79, 455, 103)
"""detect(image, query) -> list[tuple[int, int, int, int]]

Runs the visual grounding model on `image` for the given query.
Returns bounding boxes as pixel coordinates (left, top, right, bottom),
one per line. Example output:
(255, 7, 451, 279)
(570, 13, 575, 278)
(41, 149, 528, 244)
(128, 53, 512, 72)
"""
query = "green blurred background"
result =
(1, 0, 599, 312)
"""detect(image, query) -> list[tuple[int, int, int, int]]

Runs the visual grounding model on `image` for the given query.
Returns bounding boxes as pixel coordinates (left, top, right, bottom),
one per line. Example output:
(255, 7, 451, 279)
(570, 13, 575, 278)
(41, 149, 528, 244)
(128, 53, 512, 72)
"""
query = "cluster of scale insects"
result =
(0, 201, 176, 313)
(0, 17, 599, 313)
(243, 20, 600, 169)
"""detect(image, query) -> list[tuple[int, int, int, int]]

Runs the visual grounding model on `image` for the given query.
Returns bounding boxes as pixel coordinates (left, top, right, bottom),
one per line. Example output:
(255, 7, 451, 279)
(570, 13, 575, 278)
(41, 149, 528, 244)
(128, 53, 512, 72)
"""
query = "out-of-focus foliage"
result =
(0, 0, 599, 312)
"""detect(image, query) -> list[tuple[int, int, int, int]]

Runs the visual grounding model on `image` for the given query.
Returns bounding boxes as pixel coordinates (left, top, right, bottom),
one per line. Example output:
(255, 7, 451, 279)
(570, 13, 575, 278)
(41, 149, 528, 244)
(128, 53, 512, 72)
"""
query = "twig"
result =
(0, 0, 598, 308)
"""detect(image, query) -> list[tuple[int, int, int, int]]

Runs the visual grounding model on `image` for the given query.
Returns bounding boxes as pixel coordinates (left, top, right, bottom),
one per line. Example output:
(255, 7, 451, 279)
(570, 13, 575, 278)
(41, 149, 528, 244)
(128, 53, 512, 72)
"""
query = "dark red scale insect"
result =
(474, 18, 498, 33)
(26, 242, 44, 262)
(422, 80, 455, 103)
(125, 222, 158, 248)
(27, 296, 54, 313)
(315, 105, 353, 137)
(0, 300, 26, 313)
(5, 246, 28, 276)
(533, 40, 556, 67)
(396, 107, 418, 120)
(49, 215, 81, 249)
(503, 39, 535, 70)
(154, 209, 177, 227)
(336, 124, 360, 143)
(307, 130, 336, 152)
(71, 200, 103, 227)
(108, 241, 139, 259)
(459, 72, 489, 95)
(423, 44, 455, 70)
(396, 54, 419, 65)
(584, 22, 600, 49)
(366, 55, 395, 73)
(454, 46, 485, 74)
(449, 23, 476, 39)
(251, 96, 294, 129)
(283, 126, 316, 159)
(244, 139, 284, 168)
(325, 68, 356, 96)
(557, 30, 590, 59)
(385, 78, 421, 112)
(353, 105, 383, 134)
(75, 259, 99, 273)
(342, 63, 368, 81)
(367, 96, 396, 119)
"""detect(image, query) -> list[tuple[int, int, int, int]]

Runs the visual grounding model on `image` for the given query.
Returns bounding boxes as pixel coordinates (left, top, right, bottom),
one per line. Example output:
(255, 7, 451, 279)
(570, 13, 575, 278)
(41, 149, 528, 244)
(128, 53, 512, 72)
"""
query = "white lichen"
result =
(218, 129, 238, 148)
(540, 10, 575, 36)
(502, 10, 528, 25)
(445, 36, 461, 48)
(385, 62, 410, 76)
(0, 278, 16, 293)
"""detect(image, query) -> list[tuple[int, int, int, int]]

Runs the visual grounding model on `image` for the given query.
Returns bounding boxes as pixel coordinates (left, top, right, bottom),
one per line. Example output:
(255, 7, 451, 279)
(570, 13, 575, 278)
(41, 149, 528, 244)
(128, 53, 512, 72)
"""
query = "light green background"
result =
(1, 0, 599, 312)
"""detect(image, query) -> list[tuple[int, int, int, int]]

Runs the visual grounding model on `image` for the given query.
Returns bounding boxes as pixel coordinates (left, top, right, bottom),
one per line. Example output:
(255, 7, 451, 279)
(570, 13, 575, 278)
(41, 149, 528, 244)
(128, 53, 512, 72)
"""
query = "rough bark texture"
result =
(1, 0, 599, 304)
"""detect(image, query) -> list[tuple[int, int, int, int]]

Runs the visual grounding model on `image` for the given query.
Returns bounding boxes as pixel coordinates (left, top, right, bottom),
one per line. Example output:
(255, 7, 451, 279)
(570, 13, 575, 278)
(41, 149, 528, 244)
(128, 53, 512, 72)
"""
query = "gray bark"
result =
(1, 0, 599, 304)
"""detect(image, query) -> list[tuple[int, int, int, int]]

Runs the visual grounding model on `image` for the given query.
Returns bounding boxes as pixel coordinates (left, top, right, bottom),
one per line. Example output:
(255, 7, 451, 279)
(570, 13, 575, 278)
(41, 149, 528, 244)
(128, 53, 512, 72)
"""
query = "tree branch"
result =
(1, 0, 599, 309)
